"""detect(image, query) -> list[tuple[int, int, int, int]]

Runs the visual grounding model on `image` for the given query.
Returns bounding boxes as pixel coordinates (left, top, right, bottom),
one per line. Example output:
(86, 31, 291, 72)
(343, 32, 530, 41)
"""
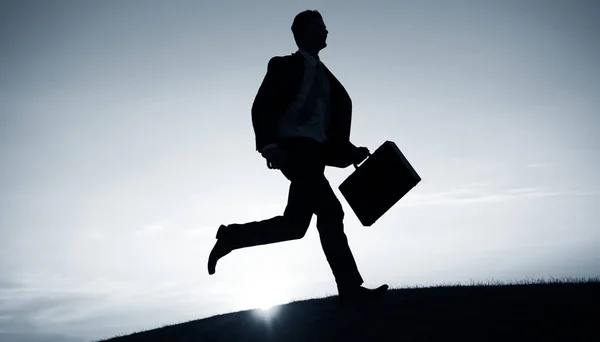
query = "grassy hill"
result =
(99, 278, 599, 342)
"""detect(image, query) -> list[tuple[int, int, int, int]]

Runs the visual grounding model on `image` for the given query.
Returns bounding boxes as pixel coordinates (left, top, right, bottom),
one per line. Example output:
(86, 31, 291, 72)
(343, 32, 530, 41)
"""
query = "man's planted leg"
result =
(313, 175, 388, 302)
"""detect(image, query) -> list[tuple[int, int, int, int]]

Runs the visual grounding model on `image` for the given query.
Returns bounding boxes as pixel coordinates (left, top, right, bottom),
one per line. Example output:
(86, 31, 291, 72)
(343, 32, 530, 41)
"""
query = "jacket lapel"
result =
(280, 53, 356, 168)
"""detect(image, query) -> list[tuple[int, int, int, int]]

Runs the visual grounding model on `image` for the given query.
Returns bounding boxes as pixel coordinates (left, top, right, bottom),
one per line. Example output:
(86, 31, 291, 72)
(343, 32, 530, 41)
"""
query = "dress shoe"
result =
(338, 284, 389, 303)
(207, 237, 232, 275)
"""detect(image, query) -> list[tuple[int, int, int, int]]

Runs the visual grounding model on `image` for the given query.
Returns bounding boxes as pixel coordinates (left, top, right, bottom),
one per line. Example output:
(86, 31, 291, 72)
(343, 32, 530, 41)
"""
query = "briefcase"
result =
(339, 141, 421, 226)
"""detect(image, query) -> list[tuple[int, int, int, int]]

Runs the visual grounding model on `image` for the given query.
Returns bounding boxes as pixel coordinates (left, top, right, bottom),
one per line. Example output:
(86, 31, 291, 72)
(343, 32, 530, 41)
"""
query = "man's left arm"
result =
(252, 57, 283, 153)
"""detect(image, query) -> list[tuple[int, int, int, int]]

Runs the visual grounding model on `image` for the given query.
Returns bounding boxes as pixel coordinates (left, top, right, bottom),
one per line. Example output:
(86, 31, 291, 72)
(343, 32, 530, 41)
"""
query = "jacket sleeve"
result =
(251, 57, 281, 152)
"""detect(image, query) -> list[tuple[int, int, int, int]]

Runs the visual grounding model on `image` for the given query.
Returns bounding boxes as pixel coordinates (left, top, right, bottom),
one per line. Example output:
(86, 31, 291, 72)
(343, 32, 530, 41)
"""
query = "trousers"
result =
(221, 137, 364, 287)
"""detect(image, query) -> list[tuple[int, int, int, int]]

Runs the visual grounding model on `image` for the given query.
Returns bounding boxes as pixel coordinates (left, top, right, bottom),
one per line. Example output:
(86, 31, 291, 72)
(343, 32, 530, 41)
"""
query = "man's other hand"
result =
(352, 146, 370, 165)
(261, 144, 286, 170)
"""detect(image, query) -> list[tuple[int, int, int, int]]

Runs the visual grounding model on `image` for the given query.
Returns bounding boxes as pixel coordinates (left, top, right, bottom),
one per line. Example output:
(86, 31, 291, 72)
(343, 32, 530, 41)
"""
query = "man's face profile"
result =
(300, 17, 328, 51)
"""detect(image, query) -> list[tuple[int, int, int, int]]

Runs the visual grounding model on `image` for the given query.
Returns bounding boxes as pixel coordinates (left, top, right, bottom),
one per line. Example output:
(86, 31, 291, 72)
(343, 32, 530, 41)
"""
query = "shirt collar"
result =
(298, 49, 319, 67)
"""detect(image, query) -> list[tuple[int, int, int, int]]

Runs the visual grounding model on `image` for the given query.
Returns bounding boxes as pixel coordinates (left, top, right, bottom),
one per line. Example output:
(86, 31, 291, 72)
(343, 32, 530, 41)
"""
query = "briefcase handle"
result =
(352, 151, 371, 170)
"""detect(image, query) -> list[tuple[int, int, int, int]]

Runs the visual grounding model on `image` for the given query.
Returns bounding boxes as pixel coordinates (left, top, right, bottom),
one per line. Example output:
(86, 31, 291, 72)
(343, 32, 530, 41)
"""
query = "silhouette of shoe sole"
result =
(338, 284, 389, 303)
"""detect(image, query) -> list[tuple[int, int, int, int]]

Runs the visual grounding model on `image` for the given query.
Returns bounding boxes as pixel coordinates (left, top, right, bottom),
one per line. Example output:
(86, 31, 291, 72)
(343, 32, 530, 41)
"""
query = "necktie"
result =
(296, 62, 323, 126)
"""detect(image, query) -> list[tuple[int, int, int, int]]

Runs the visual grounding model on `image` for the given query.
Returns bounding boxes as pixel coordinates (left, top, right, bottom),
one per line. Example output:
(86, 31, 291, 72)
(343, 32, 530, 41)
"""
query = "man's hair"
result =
(291, 10, 322, 43)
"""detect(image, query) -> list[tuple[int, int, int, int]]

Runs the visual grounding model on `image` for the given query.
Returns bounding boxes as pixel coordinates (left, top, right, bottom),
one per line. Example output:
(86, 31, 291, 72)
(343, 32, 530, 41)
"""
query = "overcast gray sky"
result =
(1, 0, 599, 341)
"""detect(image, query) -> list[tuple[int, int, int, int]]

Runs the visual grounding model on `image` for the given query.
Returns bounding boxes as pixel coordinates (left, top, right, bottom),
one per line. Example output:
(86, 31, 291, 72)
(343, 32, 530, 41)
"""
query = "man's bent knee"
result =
(316, 206, 345, 231)
(319, 200, 344, 221)
(283, 216, 311, 240)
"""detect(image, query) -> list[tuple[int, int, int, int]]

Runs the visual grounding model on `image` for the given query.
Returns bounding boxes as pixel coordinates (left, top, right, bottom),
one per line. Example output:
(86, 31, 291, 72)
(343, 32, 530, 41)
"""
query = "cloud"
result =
(78, 229, 106, 241)
(0, 271, 221, 341)
(565, 190, 600, 196)
(0, 332, 84, 342)
(527, 162, 550, 168)
(403, 186, 563, 206)
(504, 187, 548, 194)
(0, 282, 96, 339)
(0, 279, 21, 290)
(182, 226, 216, 238)
(133, 219, 170, 237)
(132, 219, 220, 241)
(133, 220, 218, 239)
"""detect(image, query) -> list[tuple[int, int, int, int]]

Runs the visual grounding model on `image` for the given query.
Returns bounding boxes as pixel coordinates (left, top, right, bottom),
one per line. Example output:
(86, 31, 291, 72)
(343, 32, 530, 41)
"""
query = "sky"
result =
(1, 0, 599, 341)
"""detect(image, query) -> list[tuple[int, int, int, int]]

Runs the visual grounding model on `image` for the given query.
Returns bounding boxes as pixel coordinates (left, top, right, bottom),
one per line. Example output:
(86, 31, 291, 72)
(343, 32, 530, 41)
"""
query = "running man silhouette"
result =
(208, 10, 388, 302)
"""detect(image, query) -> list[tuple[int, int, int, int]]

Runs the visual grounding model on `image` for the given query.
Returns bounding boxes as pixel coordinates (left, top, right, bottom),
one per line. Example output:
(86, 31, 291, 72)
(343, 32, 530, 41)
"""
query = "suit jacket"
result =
(251, 51, 358, 168)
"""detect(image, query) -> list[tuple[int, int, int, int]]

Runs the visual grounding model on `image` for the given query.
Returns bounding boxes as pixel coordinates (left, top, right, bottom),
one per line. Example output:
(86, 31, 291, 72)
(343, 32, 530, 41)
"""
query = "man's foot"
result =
(338, 284, 389, 303)
(207, 237, 232, 275)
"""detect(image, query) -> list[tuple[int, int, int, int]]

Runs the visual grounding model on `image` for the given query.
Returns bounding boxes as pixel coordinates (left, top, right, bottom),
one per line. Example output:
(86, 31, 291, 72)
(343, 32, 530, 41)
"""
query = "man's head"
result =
(291, 10, 328, 54)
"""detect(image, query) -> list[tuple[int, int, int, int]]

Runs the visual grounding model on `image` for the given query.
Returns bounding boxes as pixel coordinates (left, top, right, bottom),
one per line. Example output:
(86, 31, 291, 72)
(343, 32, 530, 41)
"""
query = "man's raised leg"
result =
(208, 177, 314, 275)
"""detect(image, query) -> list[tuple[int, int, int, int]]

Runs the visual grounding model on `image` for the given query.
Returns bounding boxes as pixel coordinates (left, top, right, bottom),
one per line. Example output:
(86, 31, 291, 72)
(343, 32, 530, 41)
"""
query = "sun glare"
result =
(252, 283, 287, 311)
(233, 276, 291, 314)
(257, 296, 279, 311)
(230, 257, 295, 314)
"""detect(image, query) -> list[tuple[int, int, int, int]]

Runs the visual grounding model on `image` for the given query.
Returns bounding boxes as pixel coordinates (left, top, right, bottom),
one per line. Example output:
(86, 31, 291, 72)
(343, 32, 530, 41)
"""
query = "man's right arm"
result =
(252, 57, 282, 153)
